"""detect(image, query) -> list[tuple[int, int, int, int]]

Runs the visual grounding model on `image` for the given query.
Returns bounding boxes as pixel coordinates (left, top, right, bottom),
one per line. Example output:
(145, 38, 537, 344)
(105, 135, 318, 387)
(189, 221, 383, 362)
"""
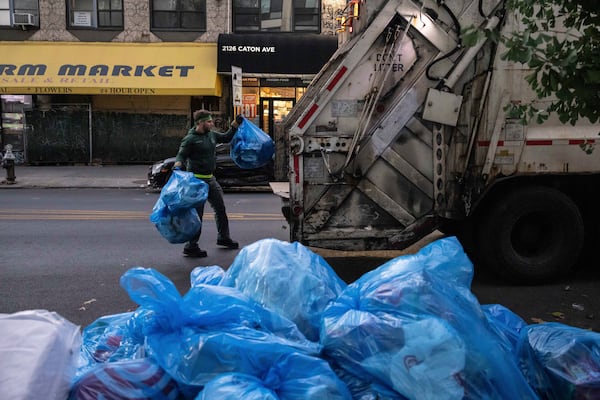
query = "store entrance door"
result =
(260, 97, 295, 138)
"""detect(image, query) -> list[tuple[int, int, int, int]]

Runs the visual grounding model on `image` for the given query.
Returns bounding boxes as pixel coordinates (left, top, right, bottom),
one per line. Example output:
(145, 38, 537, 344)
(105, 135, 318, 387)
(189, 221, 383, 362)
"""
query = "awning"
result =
(0, 41, 221, 96)
(217, 33, 338, 76)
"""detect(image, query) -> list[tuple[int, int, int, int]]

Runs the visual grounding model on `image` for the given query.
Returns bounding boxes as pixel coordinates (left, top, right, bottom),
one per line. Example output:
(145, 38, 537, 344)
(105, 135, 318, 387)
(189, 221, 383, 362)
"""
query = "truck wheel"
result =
(477, 186, 583, 284)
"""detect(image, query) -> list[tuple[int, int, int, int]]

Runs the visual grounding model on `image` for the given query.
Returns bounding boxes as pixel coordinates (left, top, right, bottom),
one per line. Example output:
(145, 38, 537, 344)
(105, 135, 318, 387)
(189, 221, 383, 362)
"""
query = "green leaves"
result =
(504, 102, 549, 125)
(586, 70, 600, 84)
(461, 26, 482, 47)
(501, 0, 600, 124)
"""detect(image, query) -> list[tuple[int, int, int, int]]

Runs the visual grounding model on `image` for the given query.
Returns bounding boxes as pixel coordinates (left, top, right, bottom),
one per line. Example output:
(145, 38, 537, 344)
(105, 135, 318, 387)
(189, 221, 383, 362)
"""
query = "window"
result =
(233, 0, 319, 33)
(0, 0, 39, 27)
(68, 0, 123, 28)
(234, 0, 260, 32)
(261, 0, 282, 31)
(293, 0, 318, 32)
(151, 0, 206, 31)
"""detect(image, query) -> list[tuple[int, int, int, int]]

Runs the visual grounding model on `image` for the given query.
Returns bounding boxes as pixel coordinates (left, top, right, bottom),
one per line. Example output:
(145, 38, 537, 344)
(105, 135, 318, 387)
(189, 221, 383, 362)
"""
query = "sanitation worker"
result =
(173, 109, 243, 257)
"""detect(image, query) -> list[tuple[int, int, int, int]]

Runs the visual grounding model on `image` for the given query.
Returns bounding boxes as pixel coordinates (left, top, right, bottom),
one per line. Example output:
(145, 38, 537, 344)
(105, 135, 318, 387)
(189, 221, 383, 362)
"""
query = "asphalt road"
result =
(0, 189, 289, 326)
(0, 188, 598, 332)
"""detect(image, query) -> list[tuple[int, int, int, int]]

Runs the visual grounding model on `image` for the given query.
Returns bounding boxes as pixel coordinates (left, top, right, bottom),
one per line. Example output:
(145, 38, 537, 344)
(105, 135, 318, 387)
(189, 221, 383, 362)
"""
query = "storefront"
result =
(217, 33, 337, 139)
(0, 41, 221, 164)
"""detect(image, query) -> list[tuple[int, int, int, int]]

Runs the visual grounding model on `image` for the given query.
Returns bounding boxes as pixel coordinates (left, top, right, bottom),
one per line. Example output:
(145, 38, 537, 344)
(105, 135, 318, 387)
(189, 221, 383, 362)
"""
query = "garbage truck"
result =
(272, 0, 600, 283)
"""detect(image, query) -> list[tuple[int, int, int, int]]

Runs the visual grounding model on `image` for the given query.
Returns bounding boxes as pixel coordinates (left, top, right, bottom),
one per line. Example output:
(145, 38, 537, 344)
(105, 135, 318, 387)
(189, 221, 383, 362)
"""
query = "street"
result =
(0, 188, 598, 332)
(0, 189, 289, 326)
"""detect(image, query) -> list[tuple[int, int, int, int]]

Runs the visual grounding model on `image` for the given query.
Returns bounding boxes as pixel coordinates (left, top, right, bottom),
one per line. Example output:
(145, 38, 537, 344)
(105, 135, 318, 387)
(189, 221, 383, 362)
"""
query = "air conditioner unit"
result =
(13, 13, 36, 26)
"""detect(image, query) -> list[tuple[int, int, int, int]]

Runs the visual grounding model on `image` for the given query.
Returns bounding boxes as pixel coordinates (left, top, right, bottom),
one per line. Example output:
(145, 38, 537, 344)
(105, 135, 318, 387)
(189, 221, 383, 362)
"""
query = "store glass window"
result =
(0, 0, 39, 27)
(151, 0, 206, 31)
(68, 0, 123, 28)
(233, 0, 319, 32)
(1, 95, 31, 165)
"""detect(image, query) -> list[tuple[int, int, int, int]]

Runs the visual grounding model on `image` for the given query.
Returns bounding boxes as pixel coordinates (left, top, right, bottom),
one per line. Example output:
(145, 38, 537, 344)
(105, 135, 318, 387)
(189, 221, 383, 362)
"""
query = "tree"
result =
(500, 0, 600, 124)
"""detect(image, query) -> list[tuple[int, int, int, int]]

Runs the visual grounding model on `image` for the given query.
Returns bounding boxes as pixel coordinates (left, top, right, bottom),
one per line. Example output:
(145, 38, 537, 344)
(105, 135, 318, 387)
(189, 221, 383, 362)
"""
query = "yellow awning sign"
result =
(0, 41, 221, 96)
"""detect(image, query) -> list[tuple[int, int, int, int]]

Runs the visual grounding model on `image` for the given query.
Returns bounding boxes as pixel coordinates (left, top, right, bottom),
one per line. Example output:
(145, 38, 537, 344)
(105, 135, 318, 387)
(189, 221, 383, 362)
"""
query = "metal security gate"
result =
(25, 104, 92, 164)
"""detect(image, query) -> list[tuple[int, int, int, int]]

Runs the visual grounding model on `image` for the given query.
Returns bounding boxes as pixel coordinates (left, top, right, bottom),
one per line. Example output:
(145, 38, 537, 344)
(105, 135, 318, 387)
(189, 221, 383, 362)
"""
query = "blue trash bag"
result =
(119, 267, 319, 386)
(119, 267, 186, 333)
(69, 358, 180, 400)
(516, 322, 600, 399)
(149, 197, 201, 244)
(230, 117, 275, 169)
(320, 236, 538, 400)
(196, 373, 278, 400)
(330, 360, 408, 400)
(190, 265, 226, 287)
(221, 238, 347, 342)
(76, 312, 146, 378)
(160, 170, 208, 213)
(195, 352, 352, 400)
(482, 303, 528, 354)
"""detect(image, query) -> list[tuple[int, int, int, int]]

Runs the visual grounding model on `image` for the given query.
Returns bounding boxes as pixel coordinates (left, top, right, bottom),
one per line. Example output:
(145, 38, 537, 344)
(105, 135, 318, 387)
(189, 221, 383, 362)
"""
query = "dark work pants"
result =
(185, 177, 231, 249)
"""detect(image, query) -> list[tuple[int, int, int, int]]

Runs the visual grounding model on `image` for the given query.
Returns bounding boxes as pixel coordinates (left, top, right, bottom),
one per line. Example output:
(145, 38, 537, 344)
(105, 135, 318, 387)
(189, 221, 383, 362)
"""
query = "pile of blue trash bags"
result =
(63, 237, 600, 399)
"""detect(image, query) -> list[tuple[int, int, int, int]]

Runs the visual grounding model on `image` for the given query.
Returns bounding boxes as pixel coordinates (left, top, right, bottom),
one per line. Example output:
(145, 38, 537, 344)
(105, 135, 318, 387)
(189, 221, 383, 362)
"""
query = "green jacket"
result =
(175, 126, 237, 176)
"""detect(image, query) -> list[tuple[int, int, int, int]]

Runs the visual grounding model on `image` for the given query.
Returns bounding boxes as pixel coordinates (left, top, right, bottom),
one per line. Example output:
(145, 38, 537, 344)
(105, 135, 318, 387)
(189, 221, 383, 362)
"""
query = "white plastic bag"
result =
(0, 310, 82, 400)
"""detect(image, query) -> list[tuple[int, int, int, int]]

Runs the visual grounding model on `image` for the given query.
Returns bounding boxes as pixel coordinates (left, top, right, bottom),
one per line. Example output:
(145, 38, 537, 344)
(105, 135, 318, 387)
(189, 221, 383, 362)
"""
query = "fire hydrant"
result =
(2, 144, 16, 184)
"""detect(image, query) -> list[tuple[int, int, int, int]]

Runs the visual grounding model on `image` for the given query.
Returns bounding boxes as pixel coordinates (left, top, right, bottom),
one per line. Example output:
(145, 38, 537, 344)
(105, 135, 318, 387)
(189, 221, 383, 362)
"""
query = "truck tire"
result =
(476, 186, 583, 284)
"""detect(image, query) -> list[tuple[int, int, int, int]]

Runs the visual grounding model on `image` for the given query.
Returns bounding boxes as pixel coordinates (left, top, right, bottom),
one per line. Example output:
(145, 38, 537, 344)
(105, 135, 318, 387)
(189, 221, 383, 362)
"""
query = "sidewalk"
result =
(0, 164, 150, 189)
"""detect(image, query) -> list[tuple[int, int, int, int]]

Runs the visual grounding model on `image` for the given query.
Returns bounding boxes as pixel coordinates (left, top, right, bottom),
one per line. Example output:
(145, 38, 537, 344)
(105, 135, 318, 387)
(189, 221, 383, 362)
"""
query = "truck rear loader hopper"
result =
(272, 0, 600, 284)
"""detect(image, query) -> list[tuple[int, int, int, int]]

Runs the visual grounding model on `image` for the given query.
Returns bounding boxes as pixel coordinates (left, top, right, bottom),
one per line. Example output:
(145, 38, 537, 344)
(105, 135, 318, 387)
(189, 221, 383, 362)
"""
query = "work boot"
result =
(183, 247, 208, 258)
(216, 238, 239, 249)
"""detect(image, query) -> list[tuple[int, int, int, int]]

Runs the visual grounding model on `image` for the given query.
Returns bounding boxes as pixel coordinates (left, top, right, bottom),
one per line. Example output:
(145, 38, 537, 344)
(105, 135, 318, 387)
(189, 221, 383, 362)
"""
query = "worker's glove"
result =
(172, 162, 182, 171)
(231, 114, 244, 129)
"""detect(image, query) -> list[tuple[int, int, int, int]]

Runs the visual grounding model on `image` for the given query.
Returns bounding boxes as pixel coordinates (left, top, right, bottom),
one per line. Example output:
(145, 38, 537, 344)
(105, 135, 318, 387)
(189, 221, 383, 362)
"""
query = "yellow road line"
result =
(0, 209, 283, 221)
